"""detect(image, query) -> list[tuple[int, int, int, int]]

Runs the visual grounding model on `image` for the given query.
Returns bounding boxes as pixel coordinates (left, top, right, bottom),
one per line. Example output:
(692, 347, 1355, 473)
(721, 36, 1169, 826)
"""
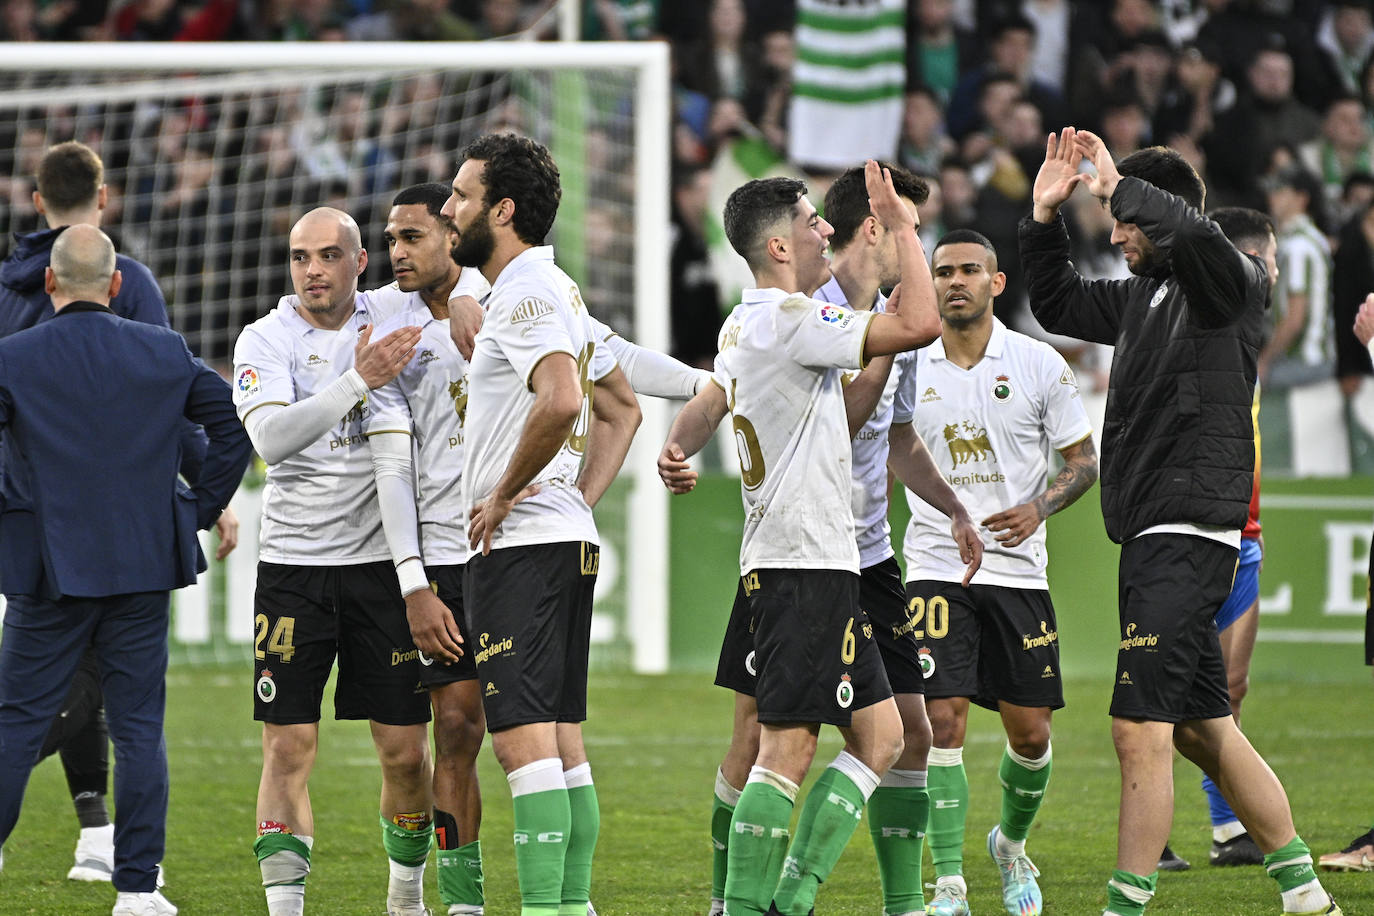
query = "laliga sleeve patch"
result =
(236, 366, 262, 397)
(816, 303, 856, 329)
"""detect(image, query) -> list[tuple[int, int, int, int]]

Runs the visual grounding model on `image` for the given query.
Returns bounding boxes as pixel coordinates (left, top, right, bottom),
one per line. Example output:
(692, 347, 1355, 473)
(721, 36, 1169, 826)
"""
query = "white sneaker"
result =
(587, 905, 598, 916)
(69, 824, 115, 881)
(111, 890, 178, 916)
(446, 906, 483, 915)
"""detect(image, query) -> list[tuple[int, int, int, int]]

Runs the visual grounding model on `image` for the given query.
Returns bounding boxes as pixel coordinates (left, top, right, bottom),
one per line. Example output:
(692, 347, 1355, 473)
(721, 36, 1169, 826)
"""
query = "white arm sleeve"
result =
(604, 334, 710, 400)
(242, 369, 370, 465)
(369, 430, 428, 596)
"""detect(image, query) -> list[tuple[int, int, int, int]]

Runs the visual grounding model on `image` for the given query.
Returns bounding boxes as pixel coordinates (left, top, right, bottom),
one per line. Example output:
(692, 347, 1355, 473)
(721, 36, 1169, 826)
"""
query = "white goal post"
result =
(0, 41, 673, 673)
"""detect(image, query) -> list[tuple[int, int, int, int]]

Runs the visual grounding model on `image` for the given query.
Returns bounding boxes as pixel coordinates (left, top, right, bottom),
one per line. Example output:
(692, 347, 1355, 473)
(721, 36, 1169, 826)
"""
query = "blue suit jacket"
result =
(0, 303, 252, 599)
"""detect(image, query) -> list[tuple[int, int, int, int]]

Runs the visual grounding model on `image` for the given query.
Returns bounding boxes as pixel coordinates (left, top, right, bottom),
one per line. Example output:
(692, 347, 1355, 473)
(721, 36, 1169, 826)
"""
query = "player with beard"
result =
(1021, 128, 1340, 916)
(440, 134, 641, 916)
(893, 229, 1097, 916)
(233, 208, 436, 916)
(359, 181, 708, 915)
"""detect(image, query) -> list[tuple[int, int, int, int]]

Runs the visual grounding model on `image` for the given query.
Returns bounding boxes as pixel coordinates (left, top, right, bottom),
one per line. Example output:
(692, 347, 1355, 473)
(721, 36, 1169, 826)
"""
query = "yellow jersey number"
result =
(566, 342, 596, 455)
(727, 378, 766, 490)
(905, 595, 949, 639)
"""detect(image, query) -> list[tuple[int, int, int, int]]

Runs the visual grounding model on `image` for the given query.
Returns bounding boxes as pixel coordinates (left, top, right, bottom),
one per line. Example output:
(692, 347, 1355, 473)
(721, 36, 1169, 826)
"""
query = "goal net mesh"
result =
(0, 52, 655, 669)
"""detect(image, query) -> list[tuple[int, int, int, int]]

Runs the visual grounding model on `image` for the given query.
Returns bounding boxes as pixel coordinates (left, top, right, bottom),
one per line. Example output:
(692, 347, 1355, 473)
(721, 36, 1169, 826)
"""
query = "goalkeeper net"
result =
(0, 41, 671, 671)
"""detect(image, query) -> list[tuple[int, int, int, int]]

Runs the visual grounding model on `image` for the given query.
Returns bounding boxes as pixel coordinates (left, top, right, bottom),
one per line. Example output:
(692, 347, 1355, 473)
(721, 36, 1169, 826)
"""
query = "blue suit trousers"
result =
(0, 591, 170, 892)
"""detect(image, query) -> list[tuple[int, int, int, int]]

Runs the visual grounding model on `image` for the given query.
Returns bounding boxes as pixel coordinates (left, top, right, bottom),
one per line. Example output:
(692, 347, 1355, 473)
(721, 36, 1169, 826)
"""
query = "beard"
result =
(450, 211, 496, 269)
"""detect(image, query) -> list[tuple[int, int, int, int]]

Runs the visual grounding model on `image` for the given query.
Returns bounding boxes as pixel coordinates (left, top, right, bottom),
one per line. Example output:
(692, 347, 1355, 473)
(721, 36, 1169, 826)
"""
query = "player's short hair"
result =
(824, 162, 929, 252)
(1117, 146, 1206, 211)
(36, 141, 103, 213)
(723, 177, 807, 265)
(1210, 207, 1274, 253)
(934, 228, 998, 266)
(459, 133, 561, 245)
(391, 182, 451, 218)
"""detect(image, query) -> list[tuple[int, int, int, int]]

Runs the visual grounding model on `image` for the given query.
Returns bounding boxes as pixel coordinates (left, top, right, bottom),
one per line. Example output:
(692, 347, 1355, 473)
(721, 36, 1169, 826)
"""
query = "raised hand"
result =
(866, 159, 919, 232)
(1073, 129, 1121, 202)
(354, 323, 422, 389)
(1031, 127, 1088, 223)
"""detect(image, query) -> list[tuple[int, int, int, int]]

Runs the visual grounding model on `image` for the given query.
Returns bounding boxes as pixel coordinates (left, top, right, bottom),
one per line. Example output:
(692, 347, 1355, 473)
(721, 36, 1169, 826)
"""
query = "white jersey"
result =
(365, 284, 472, 565)
(893, 319, 1092, 588)
(714, 287, 876, 575)
(233, 296, 408, 564)
(813, 275, 916, 569)
(460, 246, 613, 557)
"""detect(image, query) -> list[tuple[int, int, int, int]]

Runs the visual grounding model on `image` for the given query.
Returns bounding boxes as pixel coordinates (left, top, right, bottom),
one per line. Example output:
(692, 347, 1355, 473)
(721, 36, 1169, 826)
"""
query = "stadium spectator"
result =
(1207, 43, 1323, 208)
(444, 133, 641, 916)
(233, 208, 432, 916)
(670, 164, 722, 368)
(1022, 126, 1341, 916)
(1298, 95, 1374, 221)
(908, 0, 977, 106)
(347, 0, 479, 41)
(1262, 165, 1334, 389)
(0, 224, 250, 916)
(899, 228, 1097, 916)
(899, 86, 956, 177)
(947, 15, 1066, 142)
(1153, 38, 1237, 148)
(660, 164, 944, 916)
(1315, 0, 1374, 97)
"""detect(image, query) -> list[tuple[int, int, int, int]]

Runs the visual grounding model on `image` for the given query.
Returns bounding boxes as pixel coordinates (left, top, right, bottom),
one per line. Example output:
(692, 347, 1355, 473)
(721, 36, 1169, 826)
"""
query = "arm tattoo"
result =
(1032, 436, 1098, 521)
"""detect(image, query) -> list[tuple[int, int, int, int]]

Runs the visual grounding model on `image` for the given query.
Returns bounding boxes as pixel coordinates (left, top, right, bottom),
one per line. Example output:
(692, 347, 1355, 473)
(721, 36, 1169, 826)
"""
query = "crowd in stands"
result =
(2, 0, 1374, 408)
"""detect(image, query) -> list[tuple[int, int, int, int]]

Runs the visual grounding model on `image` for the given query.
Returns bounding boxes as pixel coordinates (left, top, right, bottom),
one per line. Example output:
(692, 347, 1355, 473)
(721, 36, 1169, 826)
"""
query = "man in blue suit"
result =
(0, 226, 252, 916)
(0, 138, 237, 885)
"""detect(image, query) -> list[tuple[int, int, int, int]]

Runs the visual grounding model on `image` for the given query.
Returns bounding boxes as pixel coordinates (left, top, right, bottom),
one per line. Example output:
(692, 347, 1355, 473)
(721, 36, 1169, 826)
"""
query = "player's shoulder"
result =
(234, 298, 299, 354)
(1002, 326, 1067, 365)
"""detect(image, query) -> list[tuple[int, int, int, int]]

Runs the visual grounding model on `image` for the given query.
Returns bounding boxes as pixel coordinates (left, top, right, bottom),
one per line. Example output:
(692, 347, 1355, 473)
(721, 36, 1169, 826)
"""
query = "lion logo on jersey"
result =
(944, 422, 995, 469)
(449, 378, 468, 425)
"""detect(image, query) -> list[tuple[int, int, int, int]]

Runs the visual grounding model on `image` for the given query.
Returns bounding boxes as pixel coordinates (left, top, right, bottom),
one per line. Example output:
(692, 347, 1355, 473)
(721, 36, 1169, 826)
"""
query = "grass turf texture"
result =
(2, 665, 1372, 915)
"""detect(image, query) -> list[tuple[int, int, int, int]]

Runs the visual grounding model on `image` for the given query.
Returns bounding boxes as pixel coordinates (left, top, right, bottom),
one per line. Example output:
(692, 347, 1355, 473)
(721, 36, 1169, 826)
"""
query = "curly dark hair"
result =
(459, 133, 561, 245)
(1117, 146, 1206, 211)
(723, 177, 807, 267)
(391, 182, 451, 219)
(824, 162, 929, 252)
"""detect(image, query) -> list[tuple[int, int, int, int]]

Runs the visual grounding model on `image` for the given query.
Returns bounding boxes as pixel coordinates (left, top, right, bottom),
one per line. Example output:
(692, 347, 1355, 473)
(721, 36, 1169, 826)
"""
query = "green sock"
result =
(866, 776, 928, 915)
(509, 760, 571, 916)
(999, 744, 1051, 843)
(437, 839, 484, 907)
(927, 749, 969, 879)
(380, 812, 434, 867)
(711, 769, 742, 904)
(1105, 868, 1157, 916)
(561, 767, 600, 912)
(1265, 836, 1317, 892)
(772, 758, 874, 916)
(724, 774, 797, 916)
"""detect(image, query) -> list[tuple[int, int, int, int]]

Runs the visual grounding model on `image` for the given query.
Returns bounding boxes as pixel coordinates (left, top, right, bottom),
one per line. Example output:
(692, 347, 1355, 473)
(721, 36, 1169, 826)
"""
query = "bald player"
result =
(231, 208, 435, 916)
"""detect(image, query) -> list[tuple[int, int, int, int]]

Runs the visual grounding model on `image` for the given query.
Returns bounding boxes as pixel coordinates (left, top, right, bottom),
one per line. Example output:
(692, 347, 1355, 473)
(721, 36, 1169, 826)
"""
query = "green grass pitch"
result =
(2, 665, 1372, 915)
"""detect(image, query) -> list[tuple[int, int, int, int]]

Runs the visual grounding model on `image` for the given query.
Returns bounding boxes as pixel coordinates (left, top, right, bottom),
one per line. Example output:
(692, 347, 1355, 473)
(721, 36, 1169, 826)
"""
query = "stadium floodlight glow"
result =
(0, 41, 671, 673)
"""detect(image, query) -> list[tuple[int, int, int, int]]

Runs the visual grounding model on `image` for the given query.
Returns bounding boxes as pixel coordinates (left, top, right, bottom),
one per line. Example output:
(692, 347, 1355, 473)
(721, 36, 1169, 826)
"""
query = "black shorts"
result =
(713, 580, 757, 696)
(420, 564, 477, 687)
(1110, 534, 1235, 723)
(463, 541, 598, 733)
(748, 568, 892, 728)
(862, 557, 925, 695)
(905, 579, 1064, 712)
(252, 561, 431, 726)
(41, 647, 104, 760)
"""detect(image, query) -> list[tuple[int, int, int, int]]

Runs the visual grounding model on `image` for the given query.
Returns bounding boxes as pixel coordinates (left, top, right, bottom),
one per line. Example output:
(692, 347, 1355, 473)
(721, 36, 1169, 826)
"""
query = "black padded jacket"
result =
(1018, 177, 1267, 543)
